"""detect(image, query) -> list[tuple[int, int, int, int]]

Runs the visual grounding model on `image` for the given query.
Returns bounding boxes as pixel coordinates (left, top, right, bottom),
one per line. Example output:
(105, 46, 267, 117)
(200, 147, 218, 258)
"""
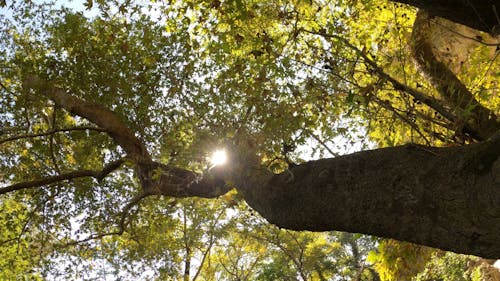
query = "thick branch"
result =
(139, 161, 233, 198)
(0, 159, 124, 195)
(391, 0, 500, 34)
(23, 76, 150, 160)
(20, 76, 229, 195)
(133, 140, 263, 198)
(411, 10, 500, 140)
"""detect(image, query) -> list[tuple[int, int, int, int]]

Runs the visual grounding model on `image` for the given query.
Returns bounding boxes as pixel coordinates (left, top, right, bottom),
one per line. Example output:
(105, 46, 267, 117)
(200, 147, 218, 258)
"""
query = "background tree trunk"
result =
(410, 10, 500, 141)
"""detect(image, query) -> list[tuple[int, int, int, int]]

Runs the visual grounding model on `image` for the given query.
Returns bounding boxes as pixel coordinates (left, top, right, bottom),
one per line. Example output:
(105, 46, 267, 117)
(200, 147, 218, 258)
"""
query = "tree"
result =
(0, 0, 499, 277)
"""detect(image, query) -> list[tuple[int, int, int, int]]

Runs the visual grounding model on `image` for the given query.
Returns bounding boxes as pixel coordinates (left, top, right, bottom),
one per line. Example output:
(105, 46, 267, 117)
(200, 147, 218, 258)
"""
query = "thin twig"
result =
(0, 126, 107, 145)
(306, 130, 341, 157)
(48, 106, 61, 174)
(191, 208, 225, 281)
(471, 50, 500, 92)
(0, 237, 18, 248)
(60, 192, 151, 247)
(234, 105, 254, 139)
(0, 79, 16, 96)
(373, 97, 432, 146)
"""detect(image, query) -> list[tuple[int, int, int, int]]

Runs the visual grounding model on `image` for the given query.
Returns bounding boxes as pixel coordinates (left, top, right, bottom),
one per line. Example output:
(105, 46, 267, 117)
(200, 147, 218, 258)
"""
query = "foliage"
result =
(0, 197, 43, 280)
(414, 252, 485, 281)
(201, 204, 379, 281)
(367, 239, 433, 281)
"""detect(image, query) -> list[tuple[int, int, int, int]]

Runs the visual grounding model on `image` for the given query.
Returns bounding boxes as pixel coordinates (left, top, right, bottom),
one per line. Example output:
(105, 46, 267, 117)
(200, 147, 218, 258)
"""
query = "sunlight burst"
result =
(210, 149, 227, 166)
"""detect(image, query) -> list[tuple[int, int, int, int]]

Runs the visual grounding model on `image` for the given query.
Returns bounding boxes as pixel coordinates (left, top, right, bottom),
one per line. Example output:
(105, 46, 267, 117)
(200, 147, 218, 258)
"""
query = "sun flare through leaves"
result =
(210, 149, 227, 166)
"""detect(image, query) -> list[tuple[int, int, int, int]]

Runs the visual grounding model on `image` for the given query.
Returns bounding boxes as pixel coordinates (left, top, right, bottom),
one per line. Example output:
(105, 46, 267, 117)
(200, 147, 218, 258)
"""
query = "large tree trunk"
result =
(392, 0, 500, 35)
(235, 137, 500, 259)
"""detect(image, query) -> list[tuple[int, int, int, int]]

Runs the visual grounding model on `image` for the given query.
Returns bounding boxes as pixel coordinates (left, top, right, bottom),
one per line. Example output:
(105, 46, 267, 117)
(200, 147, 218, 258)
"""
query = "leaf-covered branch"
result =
(305, 30, 457, 120)
(20, 76, 236, 197)
(372, 96, 432, 146)
(0, 159, 124, 195)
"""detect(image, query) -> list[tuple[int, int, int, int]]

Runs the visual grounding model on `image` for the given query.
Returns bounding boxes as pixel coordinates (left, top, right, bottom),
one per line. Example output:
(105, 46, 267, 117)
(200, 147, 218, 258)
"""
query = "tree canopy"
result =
(0, 0, 499, 279)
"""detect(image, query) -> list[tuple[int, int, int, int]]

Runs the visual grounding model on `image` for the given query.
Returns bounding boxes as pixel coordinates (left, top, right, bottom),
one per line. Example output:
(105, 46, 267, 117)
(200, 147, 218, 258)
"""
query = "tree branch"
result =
(305, 31, 459, 124)
(191, 208, 225, 281)
(48, 107, 61, 174)
(0, 237, 18, 247)
(0, 79, 16, 96)
(391, 0, 499, 34)
(372, 96, 432, 146)
(0, 159, 124, 195)
(236, 138, 500, 258)
(140, 161, 233, 198)
(21, 76, 227, 197)
(22, 76, 150, 161)
(305, 129, 341, 157)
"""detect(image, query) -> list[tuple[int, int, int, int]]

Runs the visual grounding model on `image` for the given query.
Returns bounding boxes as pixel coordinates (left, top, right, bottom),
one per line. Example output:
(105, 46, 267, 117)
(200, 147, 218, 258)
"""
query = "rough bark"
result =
(391, 0, 500, 35)
(20, 77, 500, 258)
(235, 136, 500, 259)
(410, 11, 500, 141)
